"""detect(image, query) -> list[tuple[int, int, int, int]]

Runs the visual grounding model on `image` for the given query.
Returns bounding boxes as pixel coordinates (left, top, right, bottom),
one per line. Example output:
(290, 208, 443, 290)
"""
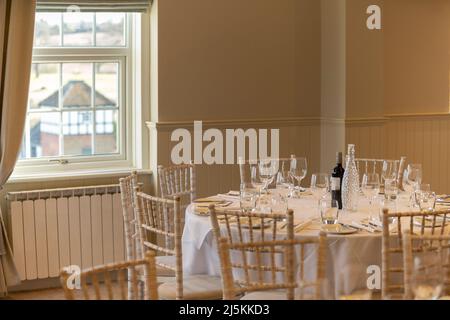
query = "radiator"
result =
(7, 185, 125, 281)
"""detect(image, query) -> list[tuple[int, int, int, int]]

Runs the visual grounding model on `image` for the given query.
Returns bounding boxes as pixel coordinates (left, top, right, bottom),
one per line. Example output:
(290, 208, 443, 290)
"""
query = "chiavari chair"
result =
(158, 162, 196, 211)
(134, 190, 223, 300)
(60, 251, 159, 300)
(402, 233, 450, 299)
(120, 173, 175, 299)
(381, 208, 450, 299)
(355, 157, 406, 190)
(217, 235, 327, 300)
(209, 206, 327, 300)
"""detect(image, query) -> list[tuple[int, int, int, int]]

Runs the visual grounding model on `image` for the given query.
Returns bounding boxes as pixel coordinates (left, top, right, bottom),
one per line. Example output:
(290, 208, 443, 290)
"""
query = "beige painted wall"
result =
(346, 0, 384, 119)
(384, 0, 450, 115)
(156, 0, 322, 122)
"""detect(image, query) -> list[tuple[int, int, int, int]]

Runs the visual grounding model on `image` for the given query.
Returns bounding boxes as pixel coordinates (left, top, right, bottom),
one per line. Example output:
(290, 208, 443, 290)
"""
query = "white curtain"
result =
(0, 0, 36, 297)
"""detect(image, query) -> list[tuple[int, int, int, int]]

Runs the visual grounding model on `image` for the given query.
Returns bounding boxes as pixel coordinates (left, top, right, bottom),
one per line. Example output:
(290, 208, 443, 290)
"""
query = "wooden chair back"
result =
(381, 208, 450, 299)
(60, 251, 159, 300)
(217, 234, 327, 300)
(134, 190, 183, 298)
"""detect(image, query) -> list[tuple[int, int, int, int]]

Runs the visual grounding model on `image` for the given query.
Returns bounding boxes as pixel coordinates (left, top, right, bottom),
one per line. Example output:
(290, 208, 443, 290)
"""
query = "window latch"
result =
(49, 159, 69, 165)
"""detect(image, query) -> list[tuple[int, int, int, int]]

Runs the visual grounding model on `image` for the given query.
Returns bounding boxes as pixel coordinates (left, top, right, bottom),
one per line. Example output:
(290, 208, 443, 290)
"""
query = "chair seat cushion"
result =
(241, 290, 286, 300)
(156, 255, 176, 277)
(158, 275, 223, 300)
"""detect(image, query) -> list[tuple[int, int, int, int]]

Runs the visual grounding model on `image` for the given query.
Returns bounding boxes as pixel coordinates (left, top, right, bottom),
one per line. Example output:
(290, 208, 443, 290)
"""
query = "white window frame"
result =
(11, 13, 149, 181)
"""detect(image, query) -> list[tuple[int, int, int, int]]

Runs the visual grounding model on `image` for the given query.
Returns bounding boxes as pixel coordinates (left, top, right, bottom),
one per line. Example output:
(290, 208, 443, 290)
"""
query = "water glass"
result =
(384, 178, 399, 201)
(240, 184, 256, 213)
(320, 199, 339, 225)
(412, 251, 444, 300)
(310, 173, 330, 200)
(271, 192, 288, 215)
(416, 190, 436, 213)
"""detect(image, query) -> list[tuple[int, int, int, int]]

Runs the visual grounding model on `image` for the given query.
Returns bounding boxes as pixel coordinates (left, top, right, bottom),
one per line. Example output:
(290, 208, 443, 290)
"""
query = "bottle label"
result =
(331, 177, 341, 191)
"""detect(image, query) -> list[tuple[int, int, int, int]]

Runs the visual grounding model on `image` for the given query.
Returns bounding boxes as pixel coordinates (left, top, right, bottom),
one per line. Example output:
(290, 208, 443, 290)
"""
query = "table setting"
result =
(182, 148, 450, 299)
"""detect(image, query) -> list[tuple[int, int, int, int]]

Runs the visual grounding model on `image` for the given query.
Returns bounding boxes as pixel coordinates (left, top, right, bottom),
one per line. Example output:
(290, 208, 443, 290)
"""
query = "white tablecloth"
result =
(181, 191, 420, 297)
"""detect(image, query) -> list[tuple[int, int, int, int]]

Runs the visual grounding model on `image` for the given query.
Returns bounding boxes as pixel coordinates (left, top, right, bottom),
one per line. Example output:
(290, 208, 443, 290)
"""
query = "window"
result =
(15, 11, 144, 177)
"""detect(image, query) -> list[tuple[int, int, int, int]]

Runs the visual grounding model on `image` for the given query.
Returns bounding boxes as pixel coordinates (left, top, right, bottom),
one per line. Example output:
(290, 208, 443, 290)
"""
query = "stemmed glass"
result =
(361, 173, 380, 211)
(411, 251, 444, 300)
(276, 159, 294, 197)
(404, 164, 423, 207)
(310, 173, 330, 200)
(258, 158, 279, 192)
(289, 156, 308, 196)
(250, 161, 265, 196)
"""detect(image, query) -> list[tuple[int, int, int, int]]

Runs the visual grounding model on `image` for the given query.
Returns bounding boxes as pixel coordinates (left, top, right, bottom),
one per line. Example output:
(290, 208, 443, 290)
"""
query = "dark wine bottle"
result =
(331, 152, 345, 209)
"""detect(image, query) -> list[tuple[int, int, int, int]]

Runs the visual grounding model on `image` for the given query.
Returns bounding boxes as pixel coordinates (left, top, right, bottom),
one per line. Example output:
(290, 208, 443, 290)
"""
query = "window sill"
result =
(7, 167, 152, 184)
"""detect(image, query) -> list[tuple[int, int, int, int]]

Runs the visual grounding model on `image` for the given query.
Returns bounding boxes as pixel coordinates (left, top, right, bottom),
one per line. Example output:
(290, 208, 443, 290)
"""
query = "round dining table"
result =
(181, 190, 425, 297)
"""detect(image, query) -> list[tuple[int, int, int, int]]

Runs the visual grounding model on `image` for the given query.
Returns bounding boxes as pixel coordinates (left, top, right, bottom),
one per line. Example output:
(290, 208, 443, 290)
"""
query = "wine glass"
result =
(361, 173, 380, 206)
(276, 159, 294, 197)
(289, 156, 307, 196)
(412, 251, 444, 300)
(258, 158, 279, 192)
(310, 173, 330, 200)
(405, 164, 423, 207)
(250, 162, 264, 196)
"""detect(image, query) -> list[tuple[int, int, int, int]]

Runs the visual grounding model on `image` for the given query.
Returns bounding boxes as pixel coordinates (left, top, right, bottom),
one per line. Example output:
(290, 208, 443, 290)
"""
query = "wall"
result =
(150, 0, 324, 196)
(345, 0, 450, 194)
(384, 0, 450, 115)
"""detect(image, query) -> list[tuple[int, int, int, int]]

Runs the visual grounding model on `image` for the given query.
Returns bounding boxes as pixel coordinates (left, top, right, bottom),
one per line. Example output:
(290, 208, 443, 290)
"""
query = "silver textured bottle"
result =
(342, 144, 359, 211)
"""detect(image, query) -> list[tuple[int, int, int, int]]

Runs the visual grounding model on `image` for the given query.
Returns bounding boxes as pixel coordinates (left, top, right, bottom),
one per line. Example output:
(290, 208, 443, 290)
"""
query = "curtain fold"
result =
(0, 0, 36, 297)
(36, 0, 152, 12)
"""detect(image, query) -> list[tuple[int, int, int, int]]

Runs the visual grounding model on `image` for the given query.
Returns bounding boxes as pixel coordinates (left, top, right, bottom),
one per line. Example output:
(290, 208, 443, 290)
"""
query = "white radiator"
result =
(7, 185, 125, 281)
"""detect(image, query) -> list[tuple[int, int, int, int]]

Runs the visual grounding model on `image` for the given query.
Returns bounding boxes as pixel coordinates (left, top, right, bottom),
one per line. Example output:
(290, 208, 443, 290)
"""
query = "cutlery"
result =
(339, 223, 360, 231)
(294, 220, 313, 233)
(350, 221, 377, 233)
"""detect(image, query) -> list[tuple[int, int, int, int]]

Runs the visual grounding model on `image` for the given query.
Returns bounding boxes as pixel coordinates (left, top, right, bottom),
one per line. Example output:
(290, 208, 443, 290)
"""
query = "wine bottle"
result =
(331, 152, 345, 209)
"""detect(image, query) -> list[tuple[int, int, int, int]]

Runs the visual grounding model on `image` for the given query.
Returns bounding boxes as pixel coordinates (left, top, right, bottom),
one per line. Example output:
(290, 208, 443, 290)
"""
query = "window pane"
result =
(96, 13, 125, 47)
(34, 13, 61, 47)
(62, 63, 93, 108)
(29, 63, 60, 110)
(28, 113, 60, 158)
(63, 111, 93, 156)
(19, 135, 26, 160)
(95, 110, 118, 154)
(63, 12, 93, 46)
(95, 63, 119, 107)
